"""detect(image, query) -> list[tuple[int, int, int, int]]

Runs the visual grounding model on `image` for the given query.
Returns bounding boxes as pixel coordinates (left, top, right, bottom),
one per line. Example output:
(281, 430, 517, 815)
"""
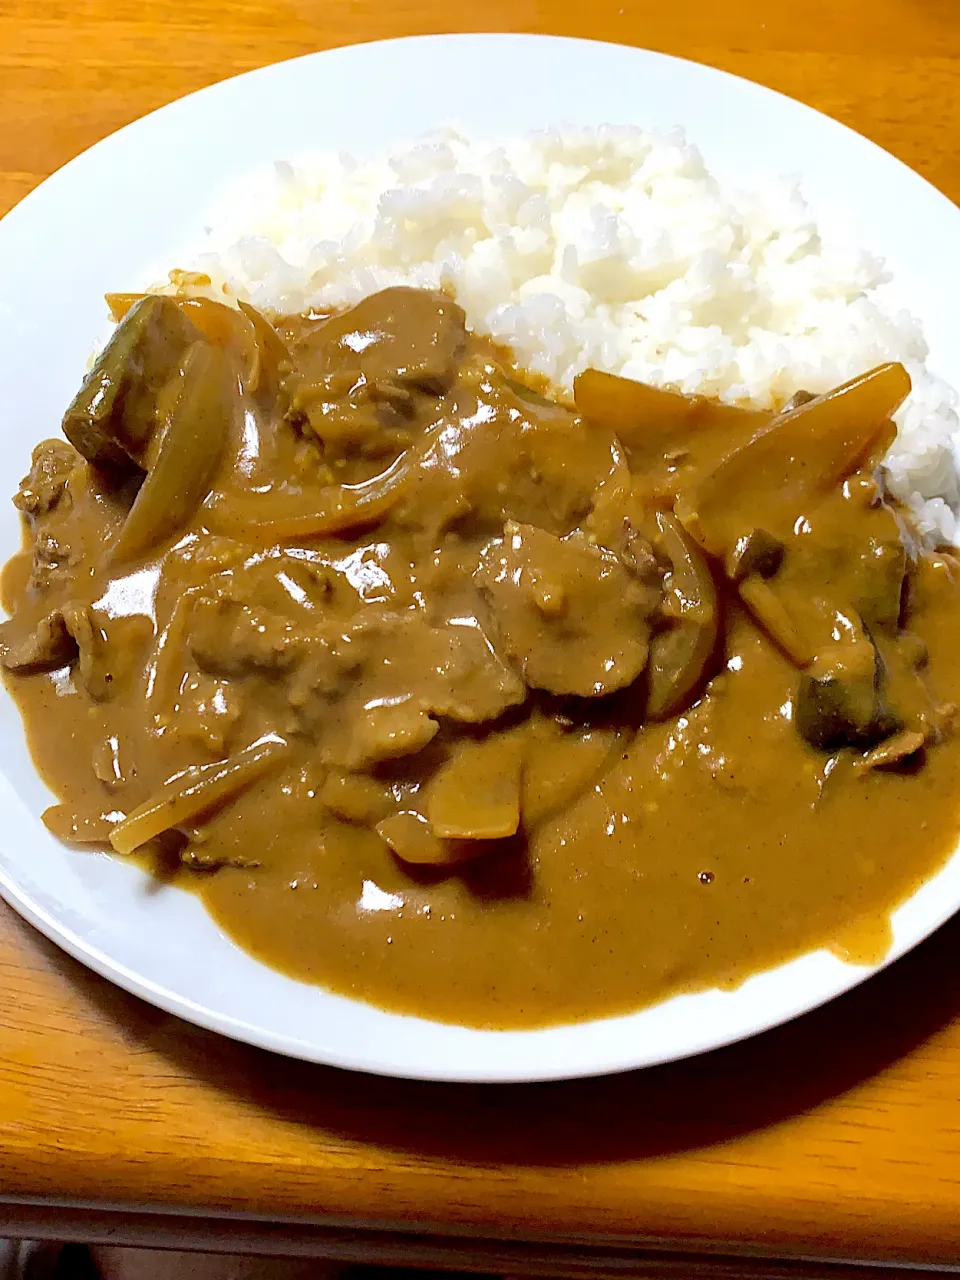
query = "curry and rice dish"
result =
(3, 283, 960, 1028)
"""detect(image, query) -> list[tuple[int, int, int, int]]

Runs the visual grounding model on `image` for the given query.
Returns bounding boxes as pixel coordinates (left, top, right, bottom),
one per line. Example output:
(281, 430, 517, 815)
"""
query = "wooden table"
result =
(2, 1, 960, 1273)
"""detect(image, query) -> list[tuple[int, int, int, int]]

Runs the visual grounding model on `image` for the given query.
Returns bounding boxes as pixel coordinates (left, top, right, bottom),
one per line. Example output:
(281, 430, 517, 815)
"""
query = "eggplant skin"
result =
(62, 295, 203, 470)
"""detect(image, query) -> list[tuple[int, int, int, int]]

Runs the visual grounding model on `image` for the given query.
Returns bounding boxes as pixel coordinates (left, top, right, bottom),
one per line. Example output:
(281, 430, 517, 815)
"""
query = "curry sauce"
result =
(2, 285, 960, 1029)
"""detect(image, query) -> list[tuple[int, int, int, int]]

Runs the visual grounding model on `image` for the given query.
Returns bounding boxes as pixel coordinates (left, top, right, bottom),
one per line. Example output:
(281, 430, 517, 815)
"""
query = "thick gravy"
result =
(3, 286, 960, 1028)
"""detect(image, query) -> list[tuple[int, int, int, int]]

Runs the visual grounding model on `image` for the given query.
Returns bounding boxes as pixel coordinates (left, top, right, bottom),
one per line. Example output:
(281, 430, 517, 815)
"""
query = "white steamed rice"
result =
(156, 125, 960, 541)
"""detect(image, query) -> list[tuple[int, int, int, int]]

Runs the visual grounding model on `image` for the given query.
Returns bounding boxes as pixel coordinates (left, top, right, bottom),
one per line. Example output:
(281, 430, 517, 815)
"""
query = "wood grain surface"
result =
(2, 0, 960, 1268)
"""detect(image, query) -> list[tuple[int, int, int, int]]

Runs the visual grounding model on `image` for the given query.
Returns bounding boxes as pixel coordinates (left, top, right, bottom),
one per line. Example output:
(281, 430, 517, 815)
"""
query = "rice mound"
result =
(160, 125, 960, 541)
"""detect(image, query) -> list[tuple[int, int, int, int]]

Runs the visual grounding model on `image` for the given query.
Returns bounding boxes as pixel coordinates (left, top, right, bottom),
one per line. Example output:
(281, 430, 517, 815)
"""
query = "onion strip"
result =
(203, 447, 413, 543)
(109, 735, 288, 856)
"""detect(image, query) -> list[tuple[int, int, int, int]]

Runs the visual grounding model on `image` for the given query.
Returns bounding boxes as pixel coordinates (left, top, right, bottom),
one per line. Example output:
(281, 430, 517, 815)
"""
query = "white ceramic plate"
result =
(1, 33, 959, 1083)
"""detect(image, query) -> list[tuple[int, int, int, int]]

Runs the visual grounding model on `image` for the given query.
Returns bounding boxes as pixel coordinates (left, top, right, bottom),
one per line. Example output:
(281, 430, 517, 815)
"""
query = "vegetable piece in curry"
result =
(3, 285, 960, 1029)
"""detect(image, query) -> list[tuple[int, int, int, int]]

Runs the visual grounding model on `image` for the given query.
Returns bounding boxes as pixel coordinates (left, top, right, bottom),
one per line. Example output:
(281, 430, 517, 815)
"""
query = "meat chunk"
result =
(283, 287, 466, 462)
(293, 608, 524, 724)
(189, 596, 303, 677)
(313, 286, 465, 391)
(26, 529, 76, 594)
(404, 374, 626, 538)
(1, 602, 151, 695)
(332, 702, 440, 771)
(477, 523, 659, 697)
(412, 619, 526, 724)
(62, 604, 114, 700)
(186, 585, 524, 769)
(170, 673, 242, 755)
(14, 440, 79, 521)
(0, 609, 76, 672)
(294, 610, 526, 768)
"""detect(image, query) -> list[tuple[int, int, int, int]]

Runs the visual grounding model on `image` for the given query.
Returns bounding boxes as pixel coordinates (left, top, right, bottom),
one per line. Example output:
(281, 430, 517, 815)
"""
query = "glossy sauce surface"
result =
(3, 286, 960, 1029)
